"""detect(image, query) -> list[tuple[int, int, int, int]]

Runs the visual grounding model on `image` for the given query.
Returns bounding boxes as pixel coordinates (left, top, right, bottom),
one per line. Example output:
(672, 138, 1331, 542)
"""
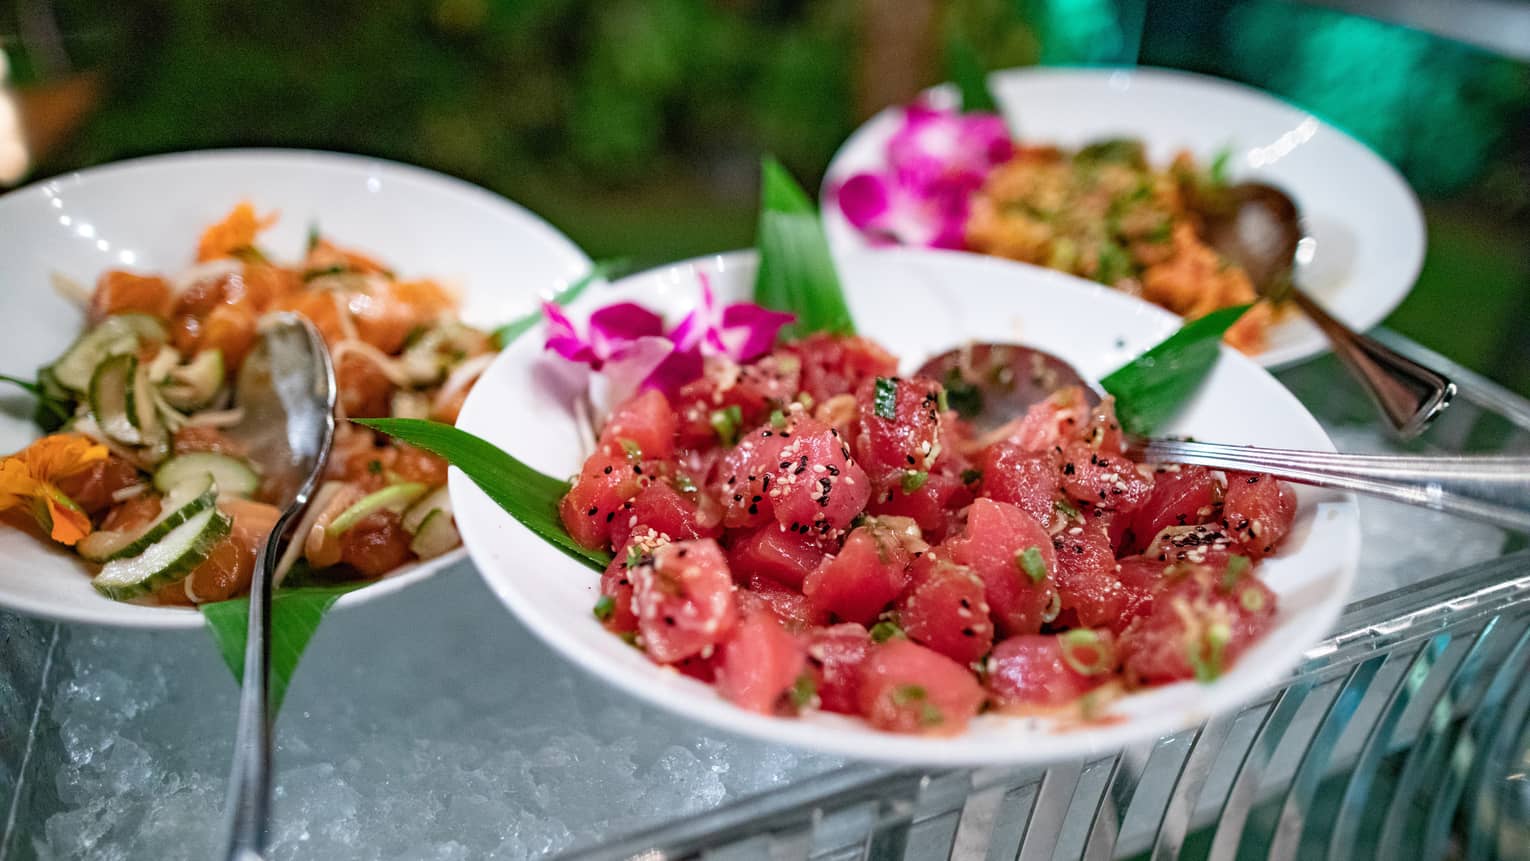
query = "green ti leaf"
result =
(946, 38, 998, 113)
(492, 258, 634, 350)
(753, 157, 855, 340)
(1100, 304, 1251, 437)
(355, 417, 610, 573)
(200, 584, 362, 714)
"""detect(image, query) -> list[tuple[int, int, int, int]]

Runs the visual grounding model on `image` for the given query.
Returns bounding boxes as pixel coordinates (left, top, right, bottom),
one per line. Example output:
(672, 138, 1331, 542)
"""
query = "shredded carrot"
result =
(196, 202, 278, 262)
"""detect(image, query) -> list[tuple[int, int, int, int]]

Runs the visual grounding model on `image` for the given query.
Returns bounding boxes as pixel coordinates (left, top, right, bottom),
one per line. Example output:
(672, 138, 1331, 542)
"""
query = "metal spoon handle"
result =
(1289, 288, 1456, 439)
(1127, 437, 1530, 533)
(222, 513, 303, 861)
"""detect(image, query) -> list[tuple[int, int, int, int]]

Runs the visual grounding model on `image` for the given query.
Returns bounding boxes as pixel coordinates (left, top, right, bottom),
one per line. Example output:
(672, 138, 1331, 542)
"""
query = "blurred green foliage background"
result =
(3, 0, 1528, 394)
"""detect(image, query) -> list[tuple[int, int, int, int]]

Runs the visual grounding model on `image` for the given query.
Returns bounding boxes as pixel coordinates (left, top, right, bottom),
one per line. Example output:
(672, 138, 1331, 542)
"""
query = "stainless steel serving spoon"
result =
(219, 314, 336, 861)
(917, 343, 1530, 533)
(1201, 182, 1455, 439)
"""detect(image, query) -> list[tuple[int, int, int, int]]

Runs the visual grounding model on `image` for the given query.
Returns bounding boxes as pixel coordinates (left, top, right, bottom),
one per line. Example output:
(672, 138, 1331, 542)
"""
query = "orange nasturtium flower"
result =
(196, 202, 278, 262)
(0, 434, 109, 546)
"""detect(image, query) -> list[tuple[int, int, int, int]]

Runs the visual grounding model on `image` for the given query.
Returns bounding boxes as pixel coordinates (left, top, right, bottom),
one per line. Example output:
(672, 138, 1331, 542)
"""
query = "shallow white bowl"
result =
(0, 149, 591, 629)
(822, 66, 1426, 369)
(454, 248, 1361, 766)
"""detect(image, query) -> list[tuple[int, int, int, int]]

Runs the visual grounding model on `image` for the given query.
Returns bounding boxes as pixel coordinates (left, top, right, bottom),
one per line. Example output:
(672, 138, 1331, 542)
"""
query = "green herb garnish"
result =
(1054, 498, 1081, 520)
(947, 37, 998, 113)
(1189, 621, 1231, 683)
(302, 264, 351, 281)
(1240, 586, 1267, 613)
(709, 405, 743, 446)
(870, 619, 904, 643)
(1100, 303, 1251, 436)
(618, 438, 644, 462)
(900, 470, 929, 493)
(1016, 546, 1047, 582)
(592, 595, 616, 622)
(1221, 554, 1252, 591)
(940, 367, 984, 420)
(752, 157, 854, 339)
(673, 472, 698, 494)
(960, 468, 982, 485)
(1209, 146, 1233, 187)
(789, 673, 817, 709)
(873, 377, 898, 420)
(769, 409, 787, 430)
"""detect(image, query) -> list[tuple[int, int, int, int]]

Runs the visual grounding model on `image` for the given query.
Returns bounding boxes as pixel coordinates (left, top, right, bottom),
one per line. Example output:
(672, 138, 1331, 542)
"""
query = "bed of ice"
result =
(12, 564, 843, 860)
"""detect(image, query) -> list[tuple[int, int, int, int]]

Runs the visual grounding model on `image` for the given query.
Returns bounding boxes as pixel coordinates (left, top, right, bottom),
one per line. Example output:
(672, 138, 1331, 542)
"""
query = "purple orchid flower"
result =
(669, 273, 795, 363)
(836, 100, 1013, 250)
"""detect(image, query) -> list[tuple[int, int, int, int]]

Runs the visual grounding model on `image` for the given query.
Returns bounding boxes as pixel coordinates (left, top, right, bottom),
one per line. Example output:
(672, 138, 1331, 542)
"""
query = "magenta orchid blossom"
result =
(541, 276, 794, 400)
(836, 100, 1013, 249)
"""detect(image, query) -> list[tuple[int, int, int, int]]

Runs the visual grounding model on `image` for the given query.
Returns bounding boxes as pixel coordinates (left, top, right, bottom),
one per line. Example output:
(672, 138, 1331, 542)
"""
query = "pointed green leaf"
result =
(947, 39, 998, 113)
(354, 417, 609, 572)
(492, 258, 634, 349)
(753, 157, 855, 339)
(200, 584, 361, 713)
(1101, 304, 1251, 436)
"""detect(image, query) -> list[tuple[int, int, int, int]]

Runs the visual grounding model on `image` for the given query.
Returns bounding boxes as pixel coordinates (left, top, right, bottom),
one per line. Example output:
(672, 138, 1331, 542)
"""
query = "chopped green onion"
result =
(1209, 146, 1232, 187)
(891, 684, 927, 706)
(1190, 621, 1231, 683)
(1057, 629, 1112, 676)
(873, 377, 898, 420)
(919, 703, 944, 726)
(960, 468, 983, 485)
(302, 264, 351, 282)
(1016, 546, 1047, 582)
(709, 405, 743, 446)
(900, 470, 929, 493)
(672, 473, 698, 494)
(1221, 554, 1252, 591)
(625, 545, 646, 570)
(769, 409, 788, 430)
(592, 595, 616, 622)
(936, 387, 950, 413)
(940, 368, 984, 420)
(1054, 498, 1081, 520)
(870, 619, 904, 643)
(1240, 586, 1267, 613)
(618, 438, 644, 462)
(789, 673, 817, 709)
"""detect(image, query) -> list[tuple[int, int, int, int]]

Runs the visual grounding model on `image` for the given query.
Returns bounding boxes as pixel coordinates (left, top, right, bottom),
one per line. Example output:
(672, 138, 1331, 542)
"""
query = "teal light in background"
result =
(1028, 0, 1144, 66)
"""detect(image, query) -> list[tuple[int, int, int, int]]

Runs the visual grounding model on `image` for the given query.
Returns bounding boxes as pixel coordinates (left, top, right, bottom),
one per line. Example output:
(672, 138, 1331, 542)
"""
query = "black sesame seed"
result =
(587, 506, 599, 516)
(603, 466, 613, 475)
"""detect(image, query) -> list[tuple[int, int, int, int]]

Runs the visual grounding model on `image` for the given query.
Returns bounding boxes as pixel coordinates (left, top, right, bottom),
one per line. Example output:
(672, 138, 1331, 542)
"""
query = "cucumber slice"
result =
(77, 477, 217, 563)
(88, 354, 142, 445)
(160, 350, 225, 411)
(129, 358, 164, 444)
(153, 452, 259, 498)
(325, 482, 429, 537)
(408, 509, 460, 560)
(401, 485, 451, 533)
(91, 506, 232, 601)
(51, 314, 167, 393)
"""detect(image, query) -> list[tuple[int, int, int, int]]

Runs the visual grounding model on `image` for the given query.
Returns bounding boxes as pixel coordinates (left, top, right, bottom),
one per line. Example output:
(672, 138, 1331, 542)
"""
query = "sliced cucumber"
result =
(144, 346, 182, 385)
(399, 323, 481, 385)
(88, 354, 142, 445)
(77, 476, 217, 563)
(160, 350, 225, 411)
(51, 314, 167, 393)
(408, 509, 460, 560)
(153, 452, 259, 498)
(129, 358, 164, 444)
(325, 482, 429, 537)
(401, 485, 451, 533)
(91, 505, 232, 601)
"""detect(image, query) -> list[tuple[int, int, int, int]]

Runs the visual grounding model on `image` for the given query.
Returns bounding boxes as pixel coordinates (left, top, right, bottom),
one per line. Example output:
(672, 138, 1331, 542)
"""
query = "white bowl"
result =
(822, 66, 1427, 369)
(0, 149, 591, 629)
(453, 248, 1361, 766)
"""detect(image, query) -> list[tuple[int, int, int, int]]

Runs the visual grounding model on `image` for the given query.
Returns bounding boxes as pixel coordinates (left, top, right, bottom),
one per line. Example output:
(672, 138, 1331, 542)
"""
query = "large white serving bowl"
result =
(453, 247, 1361, 766)
(822, 66, 1427, 369)
(0, 149, 591, 628)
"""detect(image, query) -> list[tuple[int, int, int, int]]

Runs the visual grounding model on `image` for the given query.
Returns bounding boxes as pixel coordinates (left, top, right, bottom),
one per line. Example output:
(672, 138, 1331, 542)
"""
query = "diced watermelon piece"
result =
(898, 554, 993, 665)
(1051, 519, 1128, 630)
(986, 632, 1117, 709)
(781, 333, 898, 406)
(1112, 555, 1167, 634)
(1007, 387, 1091, 453)
(854, 375, 945, 484)
(769, 417, 870, 534)
(1124, 466, 1220, 554)
(1119, 563, 1276, 685)
(674, 650, 721, 682)
(1059, 441, 1153, 512)
(727, 524, 830, 589)
(1143, 523, 1239, 569)
(1222, 472, 1298, 558)
(857, 639, 985, 735)
(979, 442, 1062, 526)
(1076, 397, 1126, 455)
(806, 623, 873, 715)
(715, 608, 807, 714)
(631, 539, 738, 663)
(713, 427, 790, 529)
(802, 523, 913, 625)
(867, 469, 970, 542)
(600, 529, 669, 634)
(941, 499, 1059, 636)
(609, 479, 719, 551)
(598, 389, 677, 462)
(740, 574, 828, 629)
(559, 452, 648, 550)
(673, 354, 801, 448)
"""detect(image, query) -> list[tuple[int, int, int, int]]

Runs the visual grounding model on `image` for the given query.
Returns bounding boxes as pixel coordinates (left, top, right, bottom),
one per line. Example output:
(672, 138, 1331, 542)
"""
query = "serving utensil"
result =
(1201, 181, 1455, 438)
(917, 344, 1530, 533)
(219, 314, 336, 861)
